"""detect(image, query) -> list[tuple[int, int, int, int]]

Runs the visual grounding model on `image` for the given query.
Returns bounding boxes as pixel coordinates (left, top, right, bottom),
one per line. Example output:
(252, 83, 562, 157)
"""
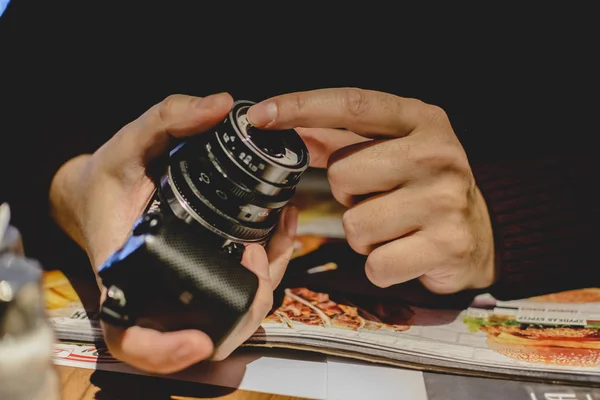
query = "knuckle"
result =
(452, 157, 472, 178)
(344, 88, 371, 118)
(454, 230, 475, 259)
(342, 209, 361, 245)
(445, 147, 472, 175)
(158, 94, 181, 122)
(441, 223, 475, 260)
(365, 253, 391, 288)
(341, 209, 371, 255)
(434, 185, 469, 213)
(330, 186, 353, 209)
(327, 152, 366, 194)
(287, 93, 309, 115)
(327, 162, 344, 187)
(415, 144, 471, 176)
(419, 103, 450, 126)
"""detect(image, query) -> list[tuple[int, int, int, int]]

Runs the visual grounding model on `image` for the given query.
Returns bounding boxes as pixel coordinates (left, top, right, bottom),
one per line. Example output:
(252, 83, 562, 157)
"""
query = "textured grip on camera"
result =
(98, 212, 260, 347)
(148, 215, 257, 313)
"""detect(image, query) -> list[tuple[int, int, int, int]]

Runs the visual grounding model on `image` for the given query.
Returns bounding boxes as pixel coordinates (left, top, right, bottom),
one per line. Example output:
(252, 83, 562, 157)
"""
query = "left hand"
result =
(49, 93, 298, 374)
(247, 88, 496, 294)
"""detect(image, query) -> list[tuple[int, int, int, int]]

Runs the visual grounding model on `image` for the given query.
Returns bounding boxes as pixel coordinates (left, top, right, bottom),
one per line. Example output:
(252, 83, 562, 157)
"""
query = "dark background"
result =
(1, 2, 597, 275)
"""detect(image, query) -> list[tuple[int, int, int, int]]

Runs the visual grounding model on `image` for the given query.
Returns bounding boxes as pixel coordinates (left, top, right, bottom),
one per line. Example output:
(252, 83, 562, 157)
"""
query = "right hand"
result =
(248, 88, 495, 295)
(50, 93, 298, 374)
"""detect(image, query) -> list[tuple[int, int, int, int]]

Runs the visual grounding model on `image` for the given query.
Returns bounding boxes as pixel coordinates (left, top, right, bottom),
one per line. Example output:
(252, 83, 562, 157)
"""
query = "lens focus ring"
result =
(216, 101, 309, 187)
(185, 151, 295, 209)
(159, 99, 309, 242)
(167, 164, 274, 242)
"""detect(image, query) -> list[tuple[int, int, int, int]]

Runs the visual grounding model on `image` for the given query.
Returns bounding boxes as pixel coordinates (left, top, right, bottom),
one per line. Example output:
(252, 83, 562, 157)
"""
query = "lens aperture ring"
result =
(215, 102, 308, 187)
(168, 162, 274, 242)
(159, 99, 308, 243)
(190, 152, 295, 209)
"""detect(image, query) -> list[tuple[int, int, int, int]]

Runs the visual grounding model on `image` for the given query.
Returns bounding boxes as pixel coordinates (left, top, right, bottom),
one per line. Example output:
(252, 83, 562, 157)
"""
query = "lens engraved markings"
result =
(238, 204, 272, 223)
(168, 164, 272, 241)
(161, 100, 309, 244)
(218, 111, 306, 187)
(183, 156, 277, 224)
(238, 151, 265, 173)
(222, 132, 236, 144)
(190, 161, 230, 206)
(214, 129, 288, 194)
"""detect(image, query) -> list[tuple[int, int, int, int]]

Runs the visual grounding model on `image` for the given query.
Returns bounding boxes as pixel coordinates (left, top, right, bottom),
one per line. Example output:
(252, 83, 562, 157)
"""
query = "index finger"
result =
(247, 88, 434, 138)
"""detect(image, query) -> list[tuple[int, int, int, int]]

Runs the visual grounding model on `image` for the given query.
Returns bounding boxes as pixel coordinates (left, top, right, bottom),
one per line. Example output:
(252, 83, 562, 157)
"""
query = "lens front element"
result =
(162, 100, 310, 243)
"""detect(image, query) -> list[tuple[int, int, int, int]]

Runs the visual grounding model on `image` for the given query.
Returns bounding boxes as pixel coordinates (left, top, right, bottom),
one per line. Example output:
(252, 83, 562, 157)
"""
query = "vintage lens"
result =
(160, 100, 310, 243)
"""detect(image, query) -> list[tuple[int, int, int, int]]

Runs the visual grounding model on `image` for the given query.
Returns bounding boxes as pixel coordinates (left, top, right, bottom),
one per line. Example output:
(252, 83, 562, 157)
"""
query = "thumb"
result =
(102, 322, 214, 374)
(296, 127, 368, 168)
(100, 92, 234, 174)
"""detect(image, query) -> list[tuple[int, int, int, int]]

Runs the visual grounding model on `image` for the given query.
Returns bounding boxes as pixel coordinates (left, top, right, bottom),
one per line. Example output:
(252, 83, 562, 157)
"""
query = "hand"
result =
(49, 93, 298, 374)
(247, 88, 495, 295)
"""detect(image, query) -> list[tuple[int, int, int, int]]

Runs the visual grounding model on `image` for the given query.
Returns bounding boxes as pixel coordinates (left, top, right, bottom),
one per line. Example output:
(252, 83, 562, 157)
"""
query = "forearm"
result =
(49, 154, 92, 252)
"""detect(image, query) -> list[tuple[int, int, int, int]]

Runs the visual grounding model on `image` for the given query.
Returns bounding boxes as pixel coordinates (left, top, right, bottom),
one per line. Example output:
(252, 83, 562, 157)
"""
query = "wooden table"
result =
(57, 365, 309, 400)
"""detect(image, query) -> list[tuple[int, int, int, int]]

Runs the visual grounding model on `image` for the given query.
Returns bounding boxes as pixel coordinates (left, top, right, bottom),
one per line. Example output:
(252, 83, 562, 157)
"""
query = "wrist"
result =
(49, 154, 92, 250)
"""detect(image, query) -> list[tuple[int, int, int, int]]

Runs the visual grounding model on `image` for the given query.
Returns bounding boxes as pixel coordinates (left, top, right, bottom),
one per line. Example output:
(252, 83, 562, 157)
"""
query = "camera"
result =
(97, 100, 309, 347)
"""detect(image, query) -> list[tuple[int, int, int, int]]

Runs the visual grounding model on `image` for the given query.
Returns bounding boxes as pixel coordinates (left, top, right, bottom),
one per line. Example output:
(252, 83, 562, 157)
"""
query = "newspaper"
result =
(43, 169, 600, 387)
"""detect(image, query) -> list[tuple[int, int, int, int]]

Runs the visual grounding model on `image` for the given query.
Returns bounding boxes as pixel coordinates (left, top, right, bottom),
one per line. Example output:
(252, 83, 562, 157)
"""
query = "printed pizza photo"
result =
(265, 287, 413, 332)
(463, 288, 600, 367)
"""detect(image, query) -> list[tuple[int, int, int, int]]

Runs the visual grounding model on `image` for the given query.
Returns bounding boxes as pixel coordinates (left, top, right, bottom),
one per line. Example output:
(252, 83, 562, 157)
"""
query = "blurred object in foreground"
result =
(0, 0, 10, 18)
(0, 203, 60, 400)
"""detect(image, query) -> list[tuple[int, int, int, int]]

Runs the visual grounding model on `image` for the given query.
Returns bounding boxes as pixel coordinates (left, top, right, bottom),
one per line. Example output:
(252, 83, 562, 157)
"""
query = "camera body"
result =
(97, 100, 309, 347)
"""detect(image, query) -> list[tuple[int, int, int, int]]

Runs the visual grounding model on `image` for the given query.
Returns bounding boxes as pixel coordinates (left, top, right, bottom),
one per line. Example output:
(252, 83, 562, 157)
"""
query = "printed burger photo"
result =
(463, 288, 600, 367)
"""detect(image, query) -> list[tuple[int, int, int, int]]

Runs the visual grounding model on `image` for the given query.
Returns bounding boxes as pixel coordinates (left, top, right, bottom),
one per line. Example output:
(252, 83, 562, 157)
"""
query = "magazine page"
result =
(251, 282, 600, 385)
(43, 269, 103, 342)
(43, 169, 600, 386)
(250, 173, 600, 384)
(43, 250, 600, 386)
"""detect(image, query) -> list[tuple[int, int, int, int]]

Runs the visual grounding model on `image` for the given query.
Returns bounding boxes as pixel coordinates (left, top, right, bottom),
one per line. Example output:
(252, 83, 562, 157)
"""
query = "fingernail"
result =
(247, 101, 278, 127)
(285, 206, 299, 237)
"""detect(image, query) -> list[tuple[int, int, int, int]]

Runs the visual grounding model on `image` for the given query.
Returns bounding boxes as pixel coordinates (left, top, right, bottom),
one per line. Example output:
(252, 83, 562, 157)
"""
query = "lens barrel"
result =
(160, 100, 309, 243)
